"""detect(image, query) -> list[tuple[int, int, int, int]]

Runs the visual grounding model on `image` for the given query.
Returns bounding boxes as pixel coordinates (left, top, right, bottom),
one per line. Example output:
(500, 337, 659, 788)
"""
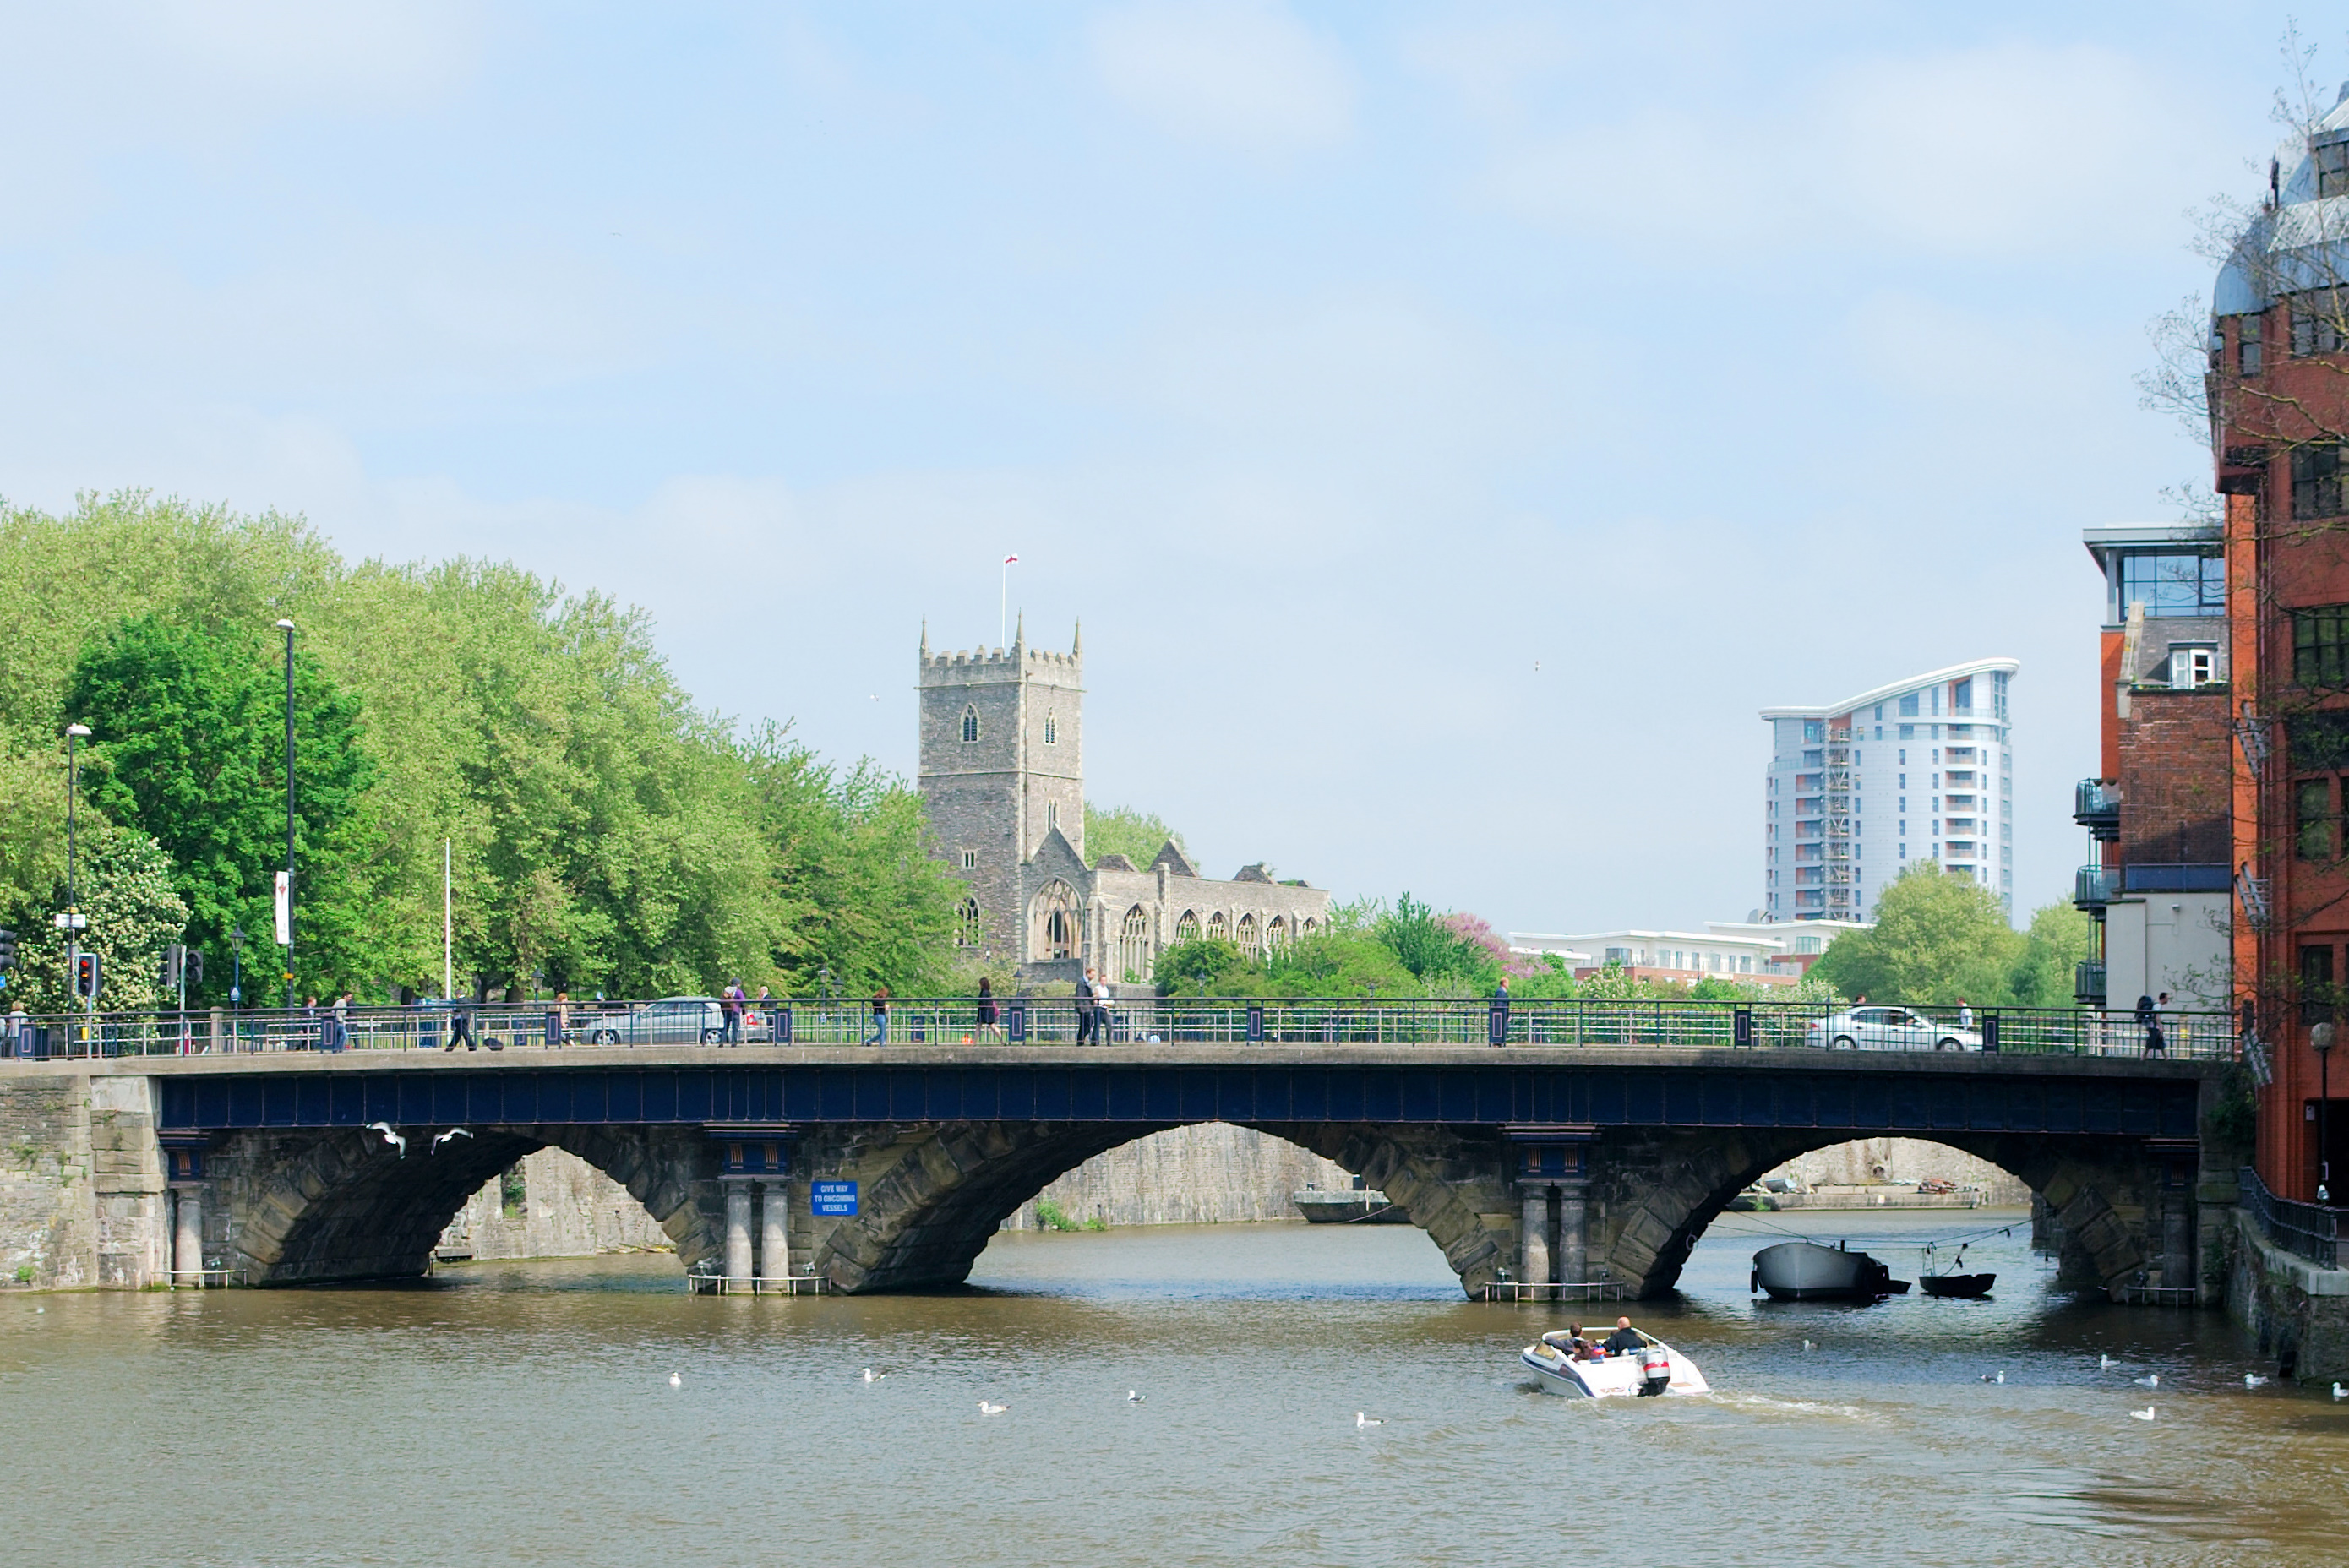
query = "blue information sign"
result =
(812, 1180, 858, 1217)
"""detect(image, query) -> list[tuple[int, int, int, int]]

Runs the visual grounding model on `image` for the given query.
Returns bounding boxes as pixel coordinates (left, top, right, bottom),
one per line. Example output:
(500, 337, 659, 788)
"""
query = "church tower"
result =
(917, 620, 1084, 965)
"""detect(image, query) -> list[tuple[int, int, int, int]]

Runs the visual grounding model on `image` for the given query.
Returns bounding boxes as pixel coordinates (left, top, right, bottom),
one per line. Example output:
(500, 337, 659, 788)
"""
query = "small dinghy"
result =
(1520, 1331, 1709, 1398)
(1751, 1239, 1906, 1301)
(1918, 1273, 1995, 1298)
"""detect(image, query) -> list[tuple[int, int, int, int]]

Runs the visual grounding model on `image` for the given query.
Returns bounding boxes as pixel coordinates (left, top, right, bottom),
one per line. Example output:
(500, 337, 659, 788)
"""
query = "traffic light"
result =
(187, 950, 203, 985)
(161, 945, 184, 989)
(74, 951, 100, 999)
(0, 928, 15, 971)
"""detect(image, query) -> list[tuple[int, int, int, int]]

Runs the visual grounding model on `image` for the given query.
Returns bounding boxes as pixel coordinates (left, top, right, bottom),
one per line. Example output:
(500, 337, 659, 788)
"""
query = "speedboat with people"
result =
(1519, 1319, 1709, 1398)
(1751, 1239, 1910, 1300)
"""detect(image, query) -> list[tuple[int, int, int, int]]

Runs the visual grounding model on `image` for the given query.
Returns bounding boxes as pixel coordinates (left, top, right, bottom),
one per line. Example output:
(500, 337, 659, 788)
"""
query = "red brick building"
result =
(2205, 97, 2349, 1200)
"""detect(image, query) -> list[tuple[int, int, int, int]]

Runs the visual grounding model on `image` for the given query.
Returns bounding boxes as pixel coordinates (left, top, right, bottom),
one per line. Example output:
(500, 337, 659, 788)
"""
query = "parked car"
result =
(1803, 1005, 1981, 1053)
(583, 997, 727, 1045)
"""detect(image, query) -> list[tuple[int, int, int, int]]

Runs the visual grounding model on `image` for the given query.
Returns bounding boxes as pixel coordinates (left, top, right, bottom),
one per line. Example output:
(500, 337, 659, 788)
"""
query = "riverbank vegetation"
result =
(0, 493, 962, 1010)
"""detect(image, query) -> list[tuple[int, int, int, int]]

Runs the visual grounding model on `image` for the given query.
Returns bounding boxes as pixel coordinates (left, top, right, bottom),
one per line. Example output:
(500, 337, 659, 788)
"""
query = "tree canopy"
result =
(1810, 863, 2083, 1008)
(1085, 803, 1183, 869)
(0, 493, 962, 1004)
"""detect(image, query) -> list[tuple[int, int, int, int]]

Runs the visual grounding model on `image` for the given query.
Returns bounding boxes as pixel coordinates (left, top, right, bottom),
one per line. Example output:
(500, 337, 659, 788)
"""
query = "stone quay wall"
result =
(0, 1072, 168, 1289)
(1761, 1137, 2031, 1205)
(436, 1146, 672, 1260)
(998, 1123, 1351, 1230)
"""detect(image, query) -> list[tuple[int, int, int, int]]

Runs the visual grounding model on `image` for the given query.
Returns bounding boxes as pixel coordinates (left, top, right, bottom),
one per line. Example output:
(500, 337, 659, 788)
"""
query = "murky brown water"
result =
(5, 1210, 2345, 1566)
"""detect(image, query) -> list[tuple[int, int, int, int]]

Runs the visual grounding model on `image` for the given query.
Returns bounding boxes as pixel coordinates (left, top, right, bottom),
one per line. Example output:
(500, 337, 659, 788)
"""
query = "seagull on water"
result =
(978, 1401, 1008, 1415)
(2133, 1374, 2160, 1389)
(1978, 1372, 2004, 1384)
(1356, 1412, 1383, 1428)
(1127, 1389, 1144, 1403)
(668, 1372, 682, 1389)
(2245, 1373, 2270, 1389)
(862, 1368, 884, 1383)
(2130, 1406, 2156, 1422)
(432, 1129, 473, 1154)
(1801, 1339, 1814, 1352)
(2333, 1382, 2346, 1400)
(2100, 1354, 2117, 1369)
(367, 1122, 406, 1158)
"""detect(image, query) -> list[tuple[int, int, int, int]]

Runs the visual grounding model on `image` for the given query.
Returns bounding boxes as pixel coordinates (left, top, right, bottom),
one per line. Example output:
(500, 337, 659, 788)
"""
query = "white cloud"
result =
(1088, 0, 1355, 158)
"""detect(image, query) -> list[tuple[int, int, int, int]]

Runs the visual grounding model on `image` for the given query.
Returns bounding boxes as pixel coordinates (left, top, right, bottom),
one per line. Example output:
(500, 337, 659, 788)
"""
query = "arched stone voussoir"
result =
(1246, 1123, 1518, 1298)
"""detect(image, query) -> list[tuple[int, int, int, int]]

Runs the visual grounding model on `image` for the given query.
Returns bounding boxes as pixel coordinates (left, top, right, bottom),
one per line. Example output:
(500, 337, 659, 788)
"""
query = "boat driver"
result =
(1601, 1316, 1647, 1355)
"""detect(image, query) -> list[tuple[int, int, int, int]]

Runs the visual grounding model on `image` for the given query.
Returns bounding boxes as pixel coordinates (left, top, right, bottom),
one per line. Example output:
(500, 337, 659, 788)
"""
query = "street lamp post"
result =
(63, 723, 90, 1037)
(276, 619, 296, 1012)
(2319, 1021, 2335, 1204)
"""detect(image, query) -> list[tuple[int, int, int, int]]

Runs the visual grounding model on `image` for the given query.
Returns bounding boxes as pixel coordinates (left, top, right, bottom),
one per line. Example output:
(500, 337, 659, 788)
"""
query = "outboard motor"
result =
(1638, 1343, 1673, 1396)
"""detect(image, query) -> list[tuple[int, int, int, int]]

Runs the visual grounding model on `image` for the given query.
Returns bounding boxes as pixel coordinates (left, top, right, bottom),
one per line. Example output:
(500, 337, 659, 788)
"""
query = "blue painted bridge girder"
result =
(158, 1061, 2204, 1141)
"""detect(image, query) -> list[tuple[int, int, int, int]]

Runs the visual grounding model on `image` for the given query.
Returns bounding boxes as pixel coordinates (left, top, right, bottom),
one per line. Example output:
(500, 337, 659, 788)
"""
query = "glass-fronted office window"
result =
(2116, 553, 2224, 617)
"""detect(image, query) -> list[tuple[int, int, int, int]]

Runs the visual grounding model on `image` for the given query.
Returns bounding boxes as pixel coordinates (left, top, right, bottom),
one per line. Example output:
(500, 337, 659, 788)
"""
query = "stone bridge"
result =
(2, 1044, 2232, 1302)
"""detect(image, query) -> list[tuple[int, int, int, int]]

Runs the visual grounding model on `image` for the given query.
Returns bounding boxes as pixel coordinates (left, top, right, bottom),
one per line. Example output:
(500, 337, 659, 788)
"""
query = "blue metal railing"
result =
(2240, 1166, 2343, 1270)
(0, 995, 2241, 1063)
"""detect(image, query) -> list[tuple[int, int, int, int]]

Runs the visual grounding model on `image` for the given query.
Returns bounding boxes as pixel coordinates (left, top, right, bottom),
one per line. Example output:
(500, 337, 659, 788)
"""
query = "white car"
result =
(1805, 1005, 1981, 1053)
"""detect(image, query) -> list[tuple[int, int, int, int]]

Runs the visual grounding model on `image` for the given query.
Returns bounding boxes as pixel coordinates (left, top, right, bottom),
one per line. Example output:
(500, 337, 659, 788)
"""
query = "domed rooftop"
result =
(2215, 86, 2349, 316)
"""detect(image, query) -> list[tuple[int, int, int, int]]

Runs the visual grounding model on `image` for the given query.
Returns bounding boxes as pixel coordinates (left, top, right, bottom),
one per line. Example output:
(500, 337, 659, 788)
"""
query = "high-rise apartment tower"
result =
(1760, 659, 2019, 923)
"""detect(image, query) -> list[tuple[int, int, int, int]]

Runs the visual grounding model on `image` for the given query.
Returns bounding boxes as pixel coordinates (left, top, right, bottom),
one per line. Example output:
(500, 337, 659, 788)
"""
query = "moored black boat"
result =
(1918, 1272, 1995, 1298)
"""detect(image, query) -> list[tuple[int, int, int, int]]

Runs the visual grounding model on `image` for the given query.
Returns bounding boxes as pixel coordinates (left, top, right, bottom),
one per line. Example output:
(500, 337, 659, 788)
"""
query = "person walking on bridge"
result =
(1076, 967, 1102, 1044)
(866, 987, 890, 1046)
(444, 994, 479, 1052)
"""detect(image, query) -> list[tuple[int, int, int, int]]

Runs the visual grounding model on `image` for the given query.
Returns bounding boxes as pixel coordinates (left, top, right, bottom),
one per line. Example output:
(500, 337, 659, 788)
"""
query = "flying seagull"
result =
(366, 1122, 406, 1158)
(432, 1129, 473, 1154)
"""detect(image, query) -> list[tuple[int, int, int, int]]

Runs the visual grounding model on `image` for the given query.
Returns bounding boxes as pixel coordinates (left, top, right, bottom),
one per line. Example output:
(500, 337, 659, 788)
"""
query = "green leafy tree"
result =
(67, 615, 380, 1001)
(1811, 863, 2023, 1005)
(1085, 803, 1183, 869)
(2007, 898, 2092, 1009)
(8, 828, 189, 1013)
(1375, 893, 1501, 991)
(1153, 937, 1257, 996)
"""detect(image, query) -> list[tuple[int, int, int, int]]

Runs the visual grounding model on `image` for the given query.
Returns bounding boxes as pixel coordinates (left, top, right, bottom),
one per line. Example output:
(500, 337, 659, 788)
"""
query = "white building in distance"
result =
(1511, 919, 1871, 986)
(1759, 659, 2019, 923)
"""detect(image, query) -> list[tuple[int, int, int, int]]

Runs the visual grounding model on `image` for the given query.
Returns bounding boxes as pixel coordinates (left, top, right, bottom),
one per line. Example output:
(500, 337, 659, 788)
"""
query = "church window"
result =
(961, 849, 978, 870)
(1047, 802, 1060, 833)
(1300, 917, 1316, 934)
(1237, 913, 1260, 957)
(1175, 911, 1200, 944)
(956, 897, 982, 948)
(1266, 916, 1288, 950)
(961, 705, 980, 743)
(1044, 712, 1058, 745)
(1207, 912, 1228, 943)
(1120, 906, 1151, 983)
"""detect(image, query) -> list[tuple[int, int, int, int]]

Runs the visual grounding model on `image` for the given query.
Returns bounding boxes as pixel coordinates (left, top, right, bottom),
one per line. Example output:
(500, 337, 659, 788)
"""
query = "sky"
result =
(0, 2, 2322, 934)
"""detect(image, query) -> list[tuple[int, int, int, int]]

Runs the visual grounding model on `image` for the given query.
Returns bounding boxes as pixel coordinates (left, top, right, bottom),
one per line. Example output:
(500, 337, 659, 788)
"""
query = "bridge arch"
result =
(1588, 1129, 2172, 1298)
(806, 1120, 1518, 1293)
(218, 1124, 723, 1285)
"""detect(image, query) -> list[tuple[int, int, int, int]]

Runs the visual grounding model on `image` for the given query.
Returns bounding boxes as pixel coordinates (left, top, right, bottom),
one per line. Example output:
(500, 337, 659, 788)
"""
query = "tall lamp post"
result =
(63, 723, 90, 1033)
(276, 619, 296, 1012)
(2318, 1020, 2335, 1204)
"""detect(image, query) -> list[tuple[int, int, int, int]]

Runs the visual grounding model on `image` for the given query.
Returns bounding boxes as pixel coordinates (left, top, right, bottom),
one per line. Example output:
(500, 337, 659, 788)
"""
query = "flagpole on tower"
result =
(1000, 553, 1019, 649)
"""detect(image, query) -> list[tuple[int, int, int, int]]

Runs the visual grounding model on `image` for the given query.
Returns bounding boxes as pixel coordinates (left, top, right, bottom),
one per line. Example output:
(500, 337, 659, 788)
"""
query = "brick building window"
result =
(961, 705, 980, 743)
(2240, 313, 2265, 374)
(2293, 289, 2346, 355)
(2299, 777, 2337, 861)
(2168, 645, 2216, 689)
(2292, 607, 2349, 689)
(2293, 445, 2349, 520)
(2303, 942, 2337, 1026)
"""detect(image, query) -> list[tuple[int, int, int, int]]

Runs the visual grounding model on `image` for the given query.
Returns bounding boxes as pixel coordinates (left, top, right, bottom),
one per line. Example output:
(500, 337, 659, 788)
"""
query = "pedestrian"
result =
(2145, 991, 2171, 1057)
(444, 994, 479, 1053)
(2134, 993, 2166, 1057)
(1956, 997, 1973, 1032)
(754, 984, 772, 1043)
(722, 979, 745, 1045)
(1491, 972, 1512, 1045)
(330, 990, 352, 1053)
(866, 986, 890, 1046)
(553, 990, 570, 1047)
(976, 976, 1004, 1043)
(1076, 966, 1100, 1044)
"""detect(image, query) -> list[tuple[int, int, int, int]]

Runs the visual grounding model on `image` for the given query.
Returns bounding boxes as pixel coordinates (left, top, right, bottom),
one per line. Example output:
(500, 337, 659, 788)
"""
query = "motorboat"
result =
(1520, 1331, 1709, 1398)
(1751, 1239, 1907, 1300)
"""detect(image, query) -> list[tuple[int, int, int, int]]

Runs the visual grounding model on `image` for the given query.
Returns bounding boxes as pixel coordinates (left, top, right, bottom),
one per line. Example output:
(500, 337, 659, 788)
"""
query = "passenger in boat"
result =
(1601, 1317, 1648, 1355)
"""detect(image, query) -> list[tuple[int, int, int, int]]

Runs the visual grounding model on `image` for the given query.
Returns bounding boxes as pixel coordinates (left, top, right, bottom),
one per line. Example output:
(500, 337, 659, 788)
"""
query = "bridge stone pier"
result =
(0, 1043, 2230, 1303)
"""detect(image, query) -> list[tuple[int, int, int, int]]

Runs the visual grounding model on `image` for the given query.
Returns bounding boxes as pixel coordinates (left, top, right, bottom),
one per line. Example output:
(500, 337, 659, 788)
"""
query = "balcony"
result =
(2074, 778, 2121, 841)
(2074, 961, 2107, 1006)
(2074, 864, 2120, 910)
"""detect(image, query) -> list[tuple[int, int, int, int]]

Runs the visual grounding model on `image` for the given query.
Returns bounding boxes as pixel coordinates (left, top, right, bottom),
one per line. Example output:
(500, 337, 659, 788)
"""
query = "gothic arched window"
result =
(1207, 912, 1229, 944)
(956, 897, 982, 948)
(1044, 712, 1058, 745)
(1120, 906, 1151, 983)
(1175, 911, 1201, 944)
(960, 705, 980, 743)
(1266, 916, 1288, 950)
(1237, 913, 1260, 957)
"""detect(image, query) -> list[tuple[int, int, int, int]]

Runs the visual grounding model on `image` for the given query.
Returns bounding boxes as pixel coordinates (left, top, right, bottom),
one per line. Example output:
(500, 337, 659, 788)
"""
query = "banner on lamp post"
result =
(274, 872, 292, 946)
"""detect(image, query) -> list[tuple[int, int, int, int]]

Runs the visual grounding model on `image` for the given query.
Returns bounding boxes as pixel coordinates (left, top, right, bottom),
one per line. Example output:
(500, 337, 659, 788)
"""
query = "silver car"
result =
(1805, 1005, 1981, 1053)
(582, 996, 727, 1046)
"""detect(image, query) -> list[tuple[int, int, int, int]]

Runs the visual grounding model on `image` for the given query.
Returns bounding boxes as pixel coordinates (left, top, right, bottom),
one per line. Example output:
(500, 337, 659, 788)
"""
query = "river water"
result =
(7, 1208, 2346, 1566)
